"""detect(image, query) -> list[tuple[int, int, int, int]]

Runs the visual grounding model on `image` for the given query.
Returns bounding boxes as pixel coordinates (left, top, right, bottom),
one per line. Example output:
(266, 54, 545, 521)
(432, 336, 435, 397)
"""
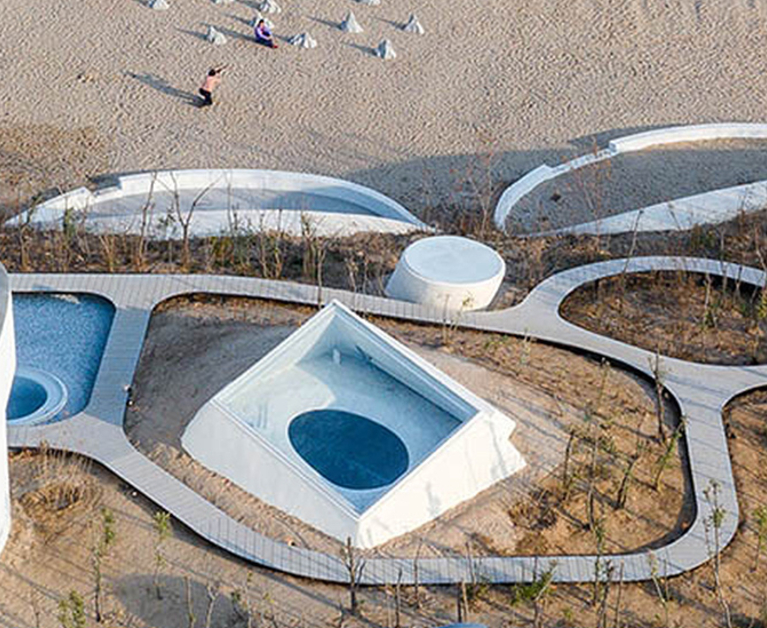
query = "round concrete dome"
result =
(385, 236, 505, 311)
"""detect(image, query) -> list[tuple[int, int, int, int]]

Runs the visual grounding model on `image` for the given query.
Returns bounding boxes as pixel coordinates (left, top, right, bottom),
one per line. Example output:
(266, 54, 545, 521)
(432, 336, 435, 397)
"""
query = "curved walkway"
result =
(6, 256, 766, 584)
(493, 122, 767, 235)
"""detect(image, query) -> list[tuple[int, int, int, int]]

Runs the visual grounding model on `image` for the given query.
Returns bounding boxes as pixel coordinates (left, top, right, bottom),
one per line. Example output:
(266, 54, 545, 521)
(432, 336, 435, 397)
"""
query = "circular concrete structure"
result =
(6, 366, 68, 426)
(385, 236, 505, 311)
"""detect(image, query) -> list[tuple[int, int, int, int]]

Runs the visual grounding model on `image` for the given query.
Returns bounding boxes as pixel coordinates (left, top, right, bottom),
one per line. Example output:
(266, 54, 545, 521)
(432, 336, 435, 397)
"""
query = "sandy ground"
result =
(561, 270, 767, 365)
(0, 386, 757, 628)
(2, 452, 377, 628)
(513, 139, 767, 233)
(2, 0, 767, 219)
(125, 296, 687, 559)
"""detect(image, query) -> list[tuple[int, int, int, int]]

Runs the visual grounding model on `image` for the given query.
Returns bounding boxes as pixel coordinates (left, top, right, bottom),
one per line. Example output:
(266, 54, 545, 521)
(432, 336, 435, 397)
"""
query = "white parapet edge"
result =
(0, 263, 15, 557)
(385, 238, 506, 311)
(9, 169, 428, 238)
(182, 300, 524, 547)
(537, 179, 767, 237)
(494, 122, 767, 233)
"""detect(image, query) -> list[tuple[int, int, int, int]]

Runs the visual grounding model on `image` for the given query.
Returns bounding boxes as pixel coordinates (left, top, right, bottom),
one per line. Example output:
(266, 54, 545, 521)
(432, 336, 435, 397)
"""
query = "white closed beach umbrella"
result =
(258, 0, 281, 14)
(340, 11, 363, 33)
(206, 25, 227, 44)
(403, 13, 424, 34)
(375, 39, 396, 59)
(289, 32, 317, 48)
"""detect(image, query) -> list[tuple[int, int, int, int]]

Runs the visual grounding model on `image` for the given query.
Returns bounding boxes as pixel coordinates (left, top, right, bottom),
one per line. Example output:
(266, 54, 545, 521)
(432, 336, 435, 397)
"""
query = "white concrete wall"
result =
(494, 122, 767, 232)
(608, 122, 767, 153)
(183, 401, 363, 542)
(540, 179, 767, 237)
(386, 258, 505, 311)
(183, 398, 524, 547)
(12, 169, 428, 238)
(358, 410, 523, 547)
(0, 264, 15, 556)
(385, 239, 506, 311)
(114, 170, 419, 224)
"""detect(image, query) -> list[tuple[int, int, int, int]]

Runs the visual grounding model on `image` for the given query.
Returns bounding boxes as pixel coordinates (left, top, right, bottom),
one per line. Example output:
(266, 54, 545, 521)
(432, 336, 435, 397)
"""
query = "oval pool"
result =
(289, 409, 409, 490)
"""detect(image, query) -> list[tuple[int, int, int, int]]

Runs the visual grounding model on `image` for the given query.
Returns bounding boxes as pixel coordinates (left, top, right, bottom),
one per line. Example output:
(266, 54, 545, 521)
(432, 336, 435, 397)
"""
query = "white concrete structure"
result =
(289, 32, 317, 48)
(149, 0, 170, 10)
(340, 11, 363, 33)
(403, 14, 424, 34)
(182, 301, 524, 548)
(0, 264, 14, 557)
(495, 122, 767, 233)
(375, 39, 396, 59)
(386, 236, 505, 311)
(539, 179, 767, 237)
(9, 169, 428, 238)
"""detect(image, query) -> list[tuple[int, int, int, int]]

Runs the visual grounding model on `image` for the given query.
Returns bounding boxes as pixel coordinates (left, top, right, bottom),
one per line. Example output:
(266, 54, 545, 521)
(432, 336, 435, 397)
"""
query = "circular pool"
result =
(6, 366, 68, 425)
(289, 409, 409, 490)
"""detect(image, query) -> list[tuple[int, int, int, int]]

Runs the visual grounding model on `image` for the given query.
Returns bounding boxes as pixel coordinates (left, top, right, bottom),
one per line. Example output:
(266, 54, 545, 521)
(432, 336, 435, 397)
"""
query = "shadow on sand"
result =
(125, 71, 202, 107)
(308, 15, 340, 30)
(344, 42, 376, 57)
(115, 573, 347, 628)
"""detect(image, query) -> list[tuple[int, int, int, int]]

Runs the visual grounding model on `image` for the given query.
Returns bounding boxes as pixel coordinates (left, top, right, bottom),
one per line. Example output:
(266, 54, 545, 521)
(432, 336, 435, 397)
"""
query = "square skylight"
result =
(182, 300, 525, 547)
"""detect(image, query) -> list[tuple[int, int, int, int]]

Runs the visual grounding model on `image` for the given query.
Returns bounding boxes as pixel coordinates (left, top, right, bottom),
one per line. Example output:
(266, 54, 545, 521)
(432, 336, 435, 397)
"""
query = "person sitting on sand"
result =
(254, 19, 278, 48)
(199, 66, 225, 107)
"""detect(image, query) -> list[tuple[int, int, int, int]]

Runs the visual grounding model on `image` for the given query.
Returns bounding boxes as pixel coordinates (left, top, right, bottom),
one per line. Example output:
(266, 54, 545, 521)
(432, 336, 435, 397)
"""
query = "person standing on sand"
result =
(198, 66, 226, 107)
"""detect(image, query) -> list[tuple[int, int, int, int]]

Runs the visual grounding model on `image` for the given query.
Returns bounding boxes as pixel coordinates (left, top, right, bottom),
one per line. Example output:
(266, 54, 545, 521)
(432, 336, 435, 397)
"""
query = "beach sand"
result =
(513, 139, 767, 233)
(1, 0, 767, 218)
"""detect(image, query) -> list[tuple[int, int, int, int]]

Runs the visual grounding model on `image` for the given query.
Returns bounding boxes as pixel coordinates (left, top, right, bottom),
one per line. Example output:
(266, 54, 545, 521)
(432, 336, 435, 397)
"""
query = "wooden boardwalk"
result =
(6, 256, 765, 584)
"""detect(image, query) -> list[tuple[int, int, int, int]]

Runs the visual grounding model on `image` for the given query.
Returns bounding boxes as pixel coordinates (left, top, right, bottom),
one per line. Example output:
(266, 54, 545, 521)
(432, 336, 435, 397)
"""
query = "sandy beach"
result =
(2, 0, 767, 218)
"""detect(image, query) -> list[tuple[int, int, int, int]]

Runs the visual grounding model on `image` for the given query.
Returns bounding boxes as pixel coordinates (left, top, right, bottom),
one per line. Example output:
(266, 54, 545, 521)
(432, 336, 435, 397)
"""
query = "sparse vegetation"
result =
(152, 511, 172, 600)
(57, 590, 86, 628)
(342, 537, 365, 616)
(510, 561, 557, 628)
(91, 507, 116, 622)
(753, 505, 767, 571)
(6, 163, 767, 628)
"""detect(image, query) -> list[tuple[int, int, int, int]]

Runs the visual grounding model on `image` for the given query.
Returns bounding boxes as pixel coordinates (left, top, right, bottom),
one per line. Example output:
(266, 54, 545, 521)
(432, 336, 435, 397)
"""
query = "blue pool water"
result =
(9, 293, 115, 421)
(6, 375, 46, 420)
(289, 409, 409, 490)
